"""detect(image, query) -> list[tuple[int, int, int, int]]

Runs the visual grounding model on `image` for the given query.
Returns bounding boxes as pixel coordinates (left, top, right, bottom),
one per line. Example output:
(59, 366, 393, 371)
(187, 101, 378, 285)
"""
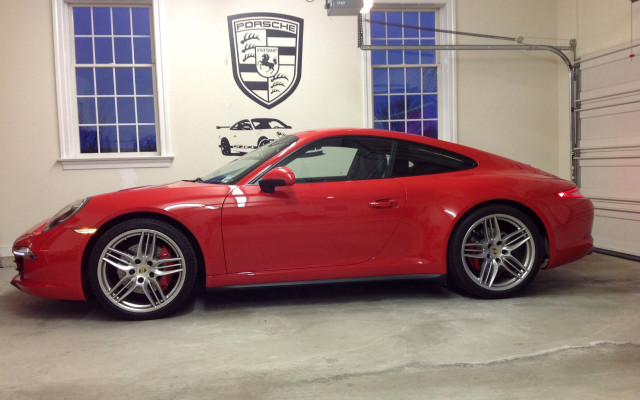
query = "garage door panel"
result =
(577, 44, 640, 257)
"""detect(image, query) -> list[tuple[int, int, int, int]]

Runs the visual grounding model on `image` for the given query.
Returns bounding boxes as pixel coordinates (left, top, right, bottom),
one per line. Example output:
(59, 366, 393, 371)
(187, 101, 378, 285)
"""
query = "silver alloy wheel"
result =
(460, 214, 536, 291)
(97, 228, 187, 314)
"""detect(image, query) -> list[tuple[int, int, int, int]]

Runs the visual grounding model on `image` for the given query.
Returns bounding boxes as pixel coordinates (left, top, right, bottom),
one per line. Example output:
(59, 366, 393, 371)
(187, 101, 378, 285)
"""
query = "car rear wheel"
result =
(258, 137, 271, 147)
(220, 138, 231, 155)
(447, 205, 542, 298)
(88, 219, 197, 320)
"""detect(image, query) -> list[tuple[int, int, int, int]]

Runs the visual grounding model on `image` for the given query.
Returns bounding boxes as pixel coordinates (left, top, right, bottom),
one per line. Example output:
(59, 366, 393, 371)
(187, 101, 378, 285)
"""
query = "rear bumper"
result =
(544, 197, 594, 269)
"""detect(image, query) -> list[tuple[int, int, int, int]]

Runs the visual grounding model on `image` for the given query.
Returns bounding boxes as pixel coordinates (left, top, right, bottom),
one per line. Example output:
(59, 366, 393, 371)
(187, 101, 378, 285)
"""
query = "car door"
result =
(229, 119, 253, 149)
(221, 136, 406, 272)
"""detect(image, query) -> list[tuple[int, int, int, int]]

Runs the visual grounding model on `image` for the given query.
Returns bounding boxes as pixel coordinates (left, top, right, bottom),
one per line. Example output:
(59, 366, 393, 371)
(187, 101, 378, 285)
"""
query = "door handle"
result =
(368, 199, 398, 209)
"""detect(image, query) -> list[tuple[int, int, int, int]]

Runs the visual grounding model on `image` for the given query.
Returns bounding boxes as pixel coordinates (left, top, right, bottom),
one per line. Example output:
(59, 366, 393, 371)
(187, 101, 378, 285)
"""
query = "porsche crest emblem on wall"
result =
(228, 13, 304, 109)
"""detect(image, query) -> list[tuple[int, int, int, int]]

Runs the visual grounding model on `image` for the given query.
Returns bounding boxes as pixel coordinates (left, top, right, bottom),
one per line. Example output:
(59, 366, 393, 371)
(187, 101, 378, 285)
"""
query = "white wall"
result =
(456, 0, 561, 175)
(2, 0, 617, 255)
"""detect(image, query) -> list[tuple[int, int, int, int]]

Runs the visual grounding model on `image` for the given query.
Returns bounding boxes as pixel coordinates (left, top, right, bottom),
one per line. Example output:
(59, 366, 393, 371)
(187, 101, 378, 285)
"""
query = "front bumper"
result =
(11, 223, 88, 301)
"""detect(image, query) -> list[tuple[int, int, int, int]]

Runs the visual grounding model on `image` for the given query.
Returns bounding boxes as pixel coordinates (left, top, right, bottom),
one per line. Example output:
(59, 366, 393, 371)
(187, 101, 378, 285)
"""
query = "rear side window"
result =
(391, 140, 476, 177)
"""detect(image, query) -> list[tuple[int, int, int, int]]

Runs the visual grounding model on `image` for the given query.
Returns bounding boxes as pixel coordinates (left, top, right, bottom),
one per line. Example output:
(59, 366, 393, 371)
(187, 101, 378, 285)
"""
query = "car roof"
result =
(290, 128, 532, 172)
(292, 128, 472, 155)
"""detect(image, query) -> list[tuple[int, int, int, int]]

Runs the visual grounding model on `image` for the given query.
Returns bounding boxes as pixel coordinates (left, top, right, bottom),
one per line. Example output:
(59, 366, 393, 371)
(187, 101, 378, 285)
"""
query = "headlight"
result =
(43, 197, 91, 231)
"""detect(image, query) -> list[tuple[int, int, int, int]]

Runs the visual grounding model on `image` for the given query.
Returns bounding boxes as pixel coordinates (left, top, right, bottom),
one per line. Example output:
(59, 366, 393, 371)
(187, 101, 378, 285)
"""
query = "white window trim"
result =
(52, 0, 172, 169)
(362, 0, 457, 143)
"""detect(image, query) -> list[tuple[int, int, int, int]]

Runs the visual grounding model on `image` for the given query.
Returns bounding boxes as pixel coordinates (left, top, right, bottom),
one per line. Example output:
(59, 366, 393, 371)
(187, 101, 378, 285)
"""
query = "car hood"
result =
(77, 181, 234, 227)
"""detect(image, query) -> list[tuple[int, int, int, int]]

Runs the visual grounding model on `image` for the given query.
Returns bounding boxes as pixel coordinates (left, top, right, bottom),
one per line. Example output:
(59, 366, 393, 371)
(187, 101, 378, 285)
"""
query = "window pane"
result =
(136, 97, 155, 123)
(95, 68, 114, 95)
(73, 8, 92, 35)
(114, 38, 133, 64)
(94, 37, 113, 64)
(374, 121, 388, 130)
(97, 97, 116, 124)
(77, 98, 96, 124)
(370, 12, 386, 38)
(388, 40, 403, 65)
(373, 96, 388, 120)
(405, 68, 420, 93)
(387, 12, 402, 38)
(389, 95, 405, 119)
(420, 12, 436, 36)
(119, 125, 137, 152)
(423, 121, 438, 138)
(132, 8, 151, 35)
(139, 125, 157, 151)
(133, 37, 152, 64)
(117, 97, 136, 123)
(76, 68, 94, 95)
(135, 68, 153, 94)
(99, 125, 118, 153)
(113, 8, 131, 35)
(404, 12, 419, 38)
(372, 69, 388, 94)
(389, 69, 404, 93)
(371, 39, 386, 65)
(75, 38, 93, 64)
(406, 95, 421, 119)
(422, 68, 437, 93)
(115, 68, 134, 94)
(79, 127, 98, 153)
(390, 121, 405, 133)
(404, 40, 419, 64)
(421, 39, 436, 64)
(406, 121, 421, 135)
(423, 94, 437, 118)
(93, 8, 112, 35)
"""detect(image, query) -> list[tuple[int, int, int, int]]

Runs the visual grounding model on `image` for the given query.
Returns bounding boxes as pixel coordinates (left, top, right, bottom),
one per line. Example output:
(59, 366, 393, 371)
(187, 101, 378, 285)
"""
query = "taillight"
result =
(556, 187, 584, 198)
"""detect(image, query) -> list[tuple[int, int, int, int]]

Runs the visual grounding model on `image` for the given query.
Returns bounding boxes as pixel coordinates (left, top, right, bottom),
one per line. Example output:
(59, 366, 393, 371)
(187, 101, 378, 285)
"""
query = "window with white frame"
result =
(365, 2, 456, 142)
(53, 0, 171, 169)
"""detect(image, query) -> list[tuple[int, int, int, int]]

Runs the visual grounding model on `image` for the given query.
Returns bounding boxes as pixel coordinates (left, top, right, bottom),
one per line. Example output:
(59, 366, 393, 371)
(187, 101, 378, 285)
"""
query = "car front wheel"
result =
(447, 205, 543, 298)
(88, 219, 198, 320)
(220, 138, 231, 155)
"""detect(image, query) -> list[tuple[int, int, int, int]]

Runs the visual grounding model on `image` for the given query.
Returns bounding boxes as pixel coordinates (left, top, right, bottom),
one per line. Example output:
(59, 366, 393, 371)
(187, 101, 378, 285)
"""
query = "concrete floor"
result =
(0, 253, 638, 400)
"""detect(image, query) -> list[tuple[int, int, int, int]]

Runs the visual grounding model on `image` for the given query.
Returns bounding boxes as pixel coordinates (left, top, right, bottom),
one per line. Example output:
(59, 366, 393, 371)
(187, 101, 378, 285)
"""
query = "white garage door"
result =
(576, 44, 640, 258)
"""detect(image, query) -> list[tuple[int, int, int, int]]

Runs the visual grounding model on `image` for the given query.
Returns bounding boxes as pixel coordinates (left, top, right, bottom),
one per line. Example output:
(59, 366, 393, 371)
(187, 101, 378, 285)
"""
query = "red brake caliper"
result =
(468, 258, 482, 271)
(157, 246, 173, 290)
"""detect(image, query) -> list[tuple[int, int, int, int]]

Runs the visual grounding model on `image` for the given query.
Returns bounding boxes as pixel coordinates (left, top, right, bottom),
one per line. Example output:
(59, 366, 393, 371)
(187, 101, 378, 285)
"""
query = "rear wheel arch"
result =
(81, 212, 206, 301)
(449, 200, 550, 260)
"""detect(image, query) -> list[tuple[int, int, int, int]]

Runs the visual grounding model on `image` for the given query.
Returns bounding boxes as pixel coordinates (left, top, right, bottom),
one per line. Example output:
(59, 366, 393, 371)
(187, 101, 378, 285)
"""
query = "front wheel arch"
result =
(82, 212, 206, 302)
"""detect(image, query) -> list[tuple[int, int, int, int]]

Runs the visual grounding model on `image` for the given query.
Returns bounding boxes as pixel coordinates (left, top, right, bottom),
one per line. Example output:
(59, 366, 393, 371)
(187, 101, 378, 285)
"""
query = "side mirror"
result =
(259, 167, 296, 193)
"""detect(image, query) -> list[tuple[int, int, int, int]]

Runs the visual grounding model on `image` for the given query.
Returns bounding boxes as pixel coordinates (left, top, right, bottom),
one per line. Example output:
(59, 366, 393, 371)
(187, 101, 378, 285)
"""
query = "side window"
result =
(280, 137, 394, 183)
(391, 140, 476, 177)
(231, 120, 251, 130)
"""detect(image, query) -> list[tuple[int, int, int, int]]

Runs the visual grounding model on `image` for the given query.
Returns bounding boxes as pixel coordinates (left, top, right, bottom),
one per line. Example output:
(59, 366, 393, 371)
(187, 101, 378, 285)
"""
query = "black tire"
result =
(447, 205, 543, 299)
(220, 138, 231, 155)
(88, 218, 198, 320)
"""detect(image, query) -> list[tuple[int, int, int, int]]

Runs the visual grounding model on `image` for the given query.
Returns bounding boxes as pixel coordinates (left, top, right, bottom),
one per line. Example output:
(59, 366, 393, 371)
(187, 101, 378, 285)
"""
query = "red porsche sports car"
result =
(11, 129, 594, 319)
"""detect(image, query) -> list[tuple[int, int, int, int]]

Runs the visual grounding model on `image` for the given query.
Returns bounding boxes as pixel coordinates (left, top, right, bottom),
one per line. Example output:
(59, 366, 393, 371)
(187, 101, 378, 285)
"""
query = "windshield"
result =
(199, 135, 298, 184)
